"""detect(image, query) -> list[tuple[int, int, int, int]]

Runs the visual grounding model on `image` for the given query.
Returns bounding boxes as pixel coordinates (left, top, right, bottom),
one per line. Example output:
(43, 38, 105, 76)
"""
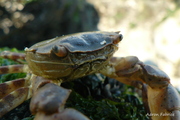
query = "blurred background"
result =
(0, 0, 180, 88)
(87, 0, 180, 88)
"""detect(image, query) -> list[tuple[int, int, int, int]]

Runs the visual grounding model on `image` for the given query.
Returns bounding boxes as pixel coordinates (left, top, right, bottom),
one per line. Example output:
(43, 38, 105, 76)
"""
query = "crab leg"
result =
(0, 51, 25, 61)
(100, 56, 180, 120)
(0, 86, 29, 117)
(0, 64, 30, 117)
(0, 64, 28, 74)
(0, 64, 29, 98)
(0, 78, 25, 98)
(0, 77, 30, 117)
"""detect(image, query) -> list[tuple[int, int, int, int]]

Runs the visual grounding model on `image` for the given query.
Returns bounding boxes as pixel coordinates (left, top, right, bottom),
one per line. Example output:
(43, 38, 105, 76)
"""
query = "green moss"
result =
(63, 80, 148, 120)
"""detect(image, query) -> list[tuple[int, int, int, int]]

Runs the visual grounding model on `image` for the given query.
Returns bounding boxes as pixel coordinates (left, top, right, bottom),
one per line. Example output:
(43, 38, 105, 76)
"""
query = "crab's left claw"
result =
(139, 63, 180, 120)
(34, 108, 90, 120)
(100, 56, 180, 120)
(30, 82, 89, 120)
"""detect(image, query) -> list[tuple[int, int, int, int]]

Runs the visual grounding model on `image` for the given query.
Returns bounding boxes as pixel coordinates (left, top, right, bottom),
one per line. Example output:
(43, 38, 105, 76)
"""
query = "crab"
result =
(0, 31, 180, 120)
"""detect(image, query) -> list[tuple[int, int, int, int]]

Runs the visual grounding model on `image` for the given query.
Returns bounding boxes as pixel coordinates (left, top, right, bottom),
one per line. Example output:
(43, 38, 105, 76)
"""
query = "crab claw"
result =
(30, 82, 90, 120)
(100, 56, 180, 120)
(34, 108, 90, 120)
(146, 84, 180, 120)
(30, 83, 71, 115)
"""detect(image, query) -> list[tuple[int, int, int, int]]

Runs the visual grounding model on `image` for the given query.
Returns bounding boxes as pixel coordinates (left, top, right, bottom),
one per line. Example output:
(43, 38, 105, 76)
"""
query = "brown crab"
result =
(0, 31, 180, 120)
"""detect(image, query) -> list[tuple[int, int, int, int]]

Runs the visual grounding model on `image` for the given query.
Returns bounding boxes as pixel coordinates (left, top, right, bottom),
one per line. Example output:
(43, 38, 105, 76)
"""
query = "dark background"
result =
(0, 0, 99, 49)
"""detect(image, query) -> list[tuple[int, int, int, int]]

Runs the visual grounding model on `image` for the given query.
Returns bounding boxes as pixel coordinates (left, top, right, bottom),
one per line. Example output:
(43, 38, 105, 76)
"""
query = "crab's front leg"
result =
(100, 56, 180, 120)
(30, 76, 90, 120)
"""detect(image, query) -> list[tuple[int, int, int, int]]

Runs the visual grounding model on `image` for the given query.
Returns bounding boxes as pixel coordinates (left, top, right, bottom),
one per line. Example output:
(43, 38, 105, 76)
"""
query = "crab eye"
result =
(52, 45, 67, 57)
(119, 34, 123, 41)
(113, 34, 123, 44)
